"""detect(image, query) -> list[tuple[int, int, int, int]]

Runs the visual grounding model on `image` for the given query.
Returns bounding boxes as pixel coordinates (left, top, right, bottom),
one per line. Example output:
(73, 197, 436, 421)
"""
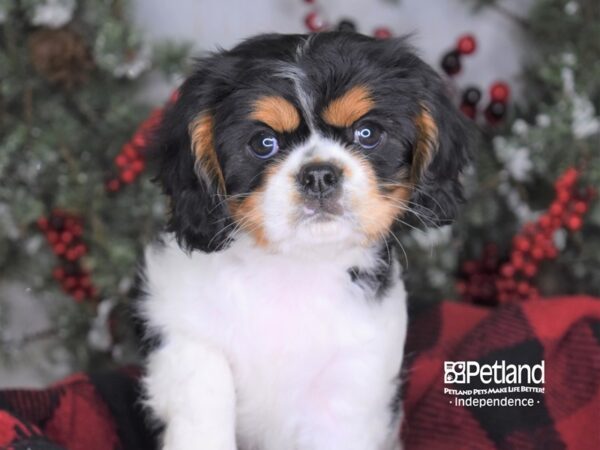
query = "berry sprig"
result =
(440, 34, 477, 76)
(459, 86, 482, 120)
(105, 107, 163, 193)
(37, 210, 97, 302)
(458, 167, 594, 305)
(484, 81, 510, 125)
(456, 244, 501, 306)
(302, 0, 392, 38)
(459, 82, 510, 124)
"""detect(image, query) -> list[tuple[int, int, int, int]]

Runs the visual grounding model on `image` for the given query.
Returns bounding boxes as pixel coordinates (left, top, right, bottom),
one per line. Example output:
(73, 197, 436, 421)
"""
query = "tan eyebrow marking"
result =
(190, 114, 225, 192)
(251, 96, 301, 133)
(322, 85, 375, 128)
(411, 106, 439, 182)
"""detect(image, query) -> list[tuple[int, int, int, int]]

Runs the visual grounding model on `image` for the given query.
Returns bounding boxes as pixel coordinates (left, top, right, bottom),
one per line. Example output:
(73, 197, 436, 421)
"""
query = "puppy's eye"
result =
(249, 132, 279, 159)
(354, 123, 383, 149)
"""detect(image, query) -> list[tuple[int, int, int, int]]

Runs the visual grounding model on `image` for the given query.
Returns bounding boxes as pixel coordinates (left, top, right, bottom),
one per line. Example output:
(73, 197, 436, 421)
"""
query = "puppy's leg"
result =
(144, 335, 236, 450)
(300, 356, 403, 450)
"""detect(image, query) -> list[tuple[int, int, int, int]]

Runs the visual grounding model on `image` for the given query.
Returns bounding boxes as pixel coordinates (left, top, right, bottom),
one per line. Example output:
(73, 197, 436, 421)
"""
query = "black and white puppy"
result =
(139, 32, 470, 450)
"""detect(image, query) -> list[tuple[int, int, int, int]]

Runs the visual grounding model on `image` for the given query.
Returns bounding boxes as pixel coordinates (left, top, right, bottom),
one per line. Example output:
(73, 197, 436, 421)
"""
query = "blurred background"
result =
(1, 0, 598, 387)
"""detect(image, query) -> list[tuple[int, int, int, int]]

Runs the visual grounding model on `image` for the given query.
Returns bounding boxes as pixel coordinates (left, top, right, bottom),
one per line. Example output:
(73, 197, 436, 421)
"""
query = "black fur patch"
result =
(348, 242, 395, 299)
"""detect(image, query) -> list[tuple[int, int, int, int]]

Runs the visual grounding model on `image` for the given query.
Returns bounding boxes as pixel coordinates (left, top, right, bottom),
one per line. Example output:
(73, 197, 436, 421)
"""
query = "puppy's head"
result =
(154, 32, 471, 253)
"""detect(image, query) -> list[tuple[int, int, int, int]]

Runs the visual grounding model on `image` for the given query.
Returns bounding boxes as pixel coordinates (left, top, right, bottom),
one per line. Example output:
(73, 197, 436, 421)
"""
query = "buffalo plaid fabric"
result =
(1, 296, 599, 450)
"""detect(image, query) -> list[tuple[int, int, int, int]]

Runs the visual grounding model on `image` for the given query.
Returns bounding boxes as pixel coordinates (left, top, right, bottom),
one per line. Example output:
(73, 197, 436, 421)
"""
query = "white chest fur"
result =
(141, 235, 407, 450)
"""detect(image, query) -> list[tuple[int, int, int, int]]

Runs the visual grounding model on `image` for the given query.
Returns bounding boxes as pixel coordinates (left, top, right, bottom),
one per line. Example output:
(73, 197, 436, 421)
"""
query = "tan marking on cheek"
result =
(251, 96, 301, 133)
(411, 106, 439, 182)
(353, 159, 413, 244)
(228, 192, 268, 247)
(226, 163, 283, 248)
(322, 85, 374, 128)
(190, 114, 225, 191)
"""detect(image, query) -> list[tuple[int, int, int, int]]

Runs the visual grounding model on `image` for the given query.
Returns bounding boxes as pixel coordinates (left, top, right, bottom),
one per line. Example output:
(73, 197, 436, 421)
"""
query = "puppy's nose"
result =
(298, 163, 341, 198)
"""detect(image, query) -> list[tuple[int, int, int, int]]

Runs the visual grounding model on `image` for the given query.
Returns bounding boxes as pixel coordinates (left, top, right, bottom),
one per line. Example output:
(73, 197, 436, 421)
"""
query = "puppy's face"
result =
(155, 33, 470, 253)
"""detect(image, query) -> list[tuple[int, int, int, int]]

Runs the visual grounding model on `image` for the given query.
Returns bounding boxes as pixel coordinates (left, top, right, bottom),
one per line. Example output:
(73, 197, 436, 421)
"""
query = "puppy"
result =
(139, 32, 470, 450)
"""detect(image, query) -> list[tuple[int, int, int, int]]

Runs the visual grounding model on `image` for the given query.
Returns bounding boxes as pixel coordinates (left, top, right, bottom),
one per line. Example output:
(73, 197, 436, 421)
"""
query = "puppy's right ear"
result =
(152, 77, 232, 253)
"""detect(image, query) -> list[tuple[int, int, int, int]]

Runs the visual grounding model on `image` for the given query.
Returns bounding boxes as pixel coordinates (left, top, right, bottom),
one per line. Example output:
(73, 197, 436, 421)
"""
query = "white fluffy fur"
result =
(141, 134, 407, 450)
(141, 233, 406, 450)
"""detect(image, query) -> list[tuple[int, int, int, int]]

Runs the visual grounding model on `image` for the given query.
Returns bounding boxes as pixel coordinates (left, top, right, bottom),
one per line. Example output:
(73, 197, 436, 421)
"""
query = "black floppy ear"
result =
(409, 69, 472, 226)
(152, 78, 232, 253)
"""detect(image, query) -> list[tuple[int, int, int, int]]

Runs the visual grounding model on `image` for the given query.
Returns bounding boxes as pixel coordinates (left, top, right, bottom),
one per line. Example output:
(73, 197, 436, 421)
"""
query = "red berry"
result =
(305, 11, 326, 32)
(566, 215, 583, 231)
(531, 247, 544, 261)
(517, 281, 530, 295)
(500, 264, 515, 278)
(60, 231, 73, 244)
(73, 289, 86, 302)
(514, 236, 531, 253)
(456, 34, 477, 55)
(123, 145, 138, 160)
(549, 202, 563, 217)
(72, 224, 83, 237)
(47, 230, 59, 244)
(115, 154, 128, 168)
(524, 263, 538, 278)
(490, 82, 510, 102)
(557, 189, 571, 204)
(66, 249, 79, 261)
(562, 168, 579, 187)
(573, 201, 588, 214)
(106, 178, 121, 192)
(511, 251, 525, 269)
(546, 246, 558, 259)
(121, 170, 136, 184)
(132, 133, 147, 148)
(37, 217, 49, 230)
(373, 27, 392, 39)
(539, 214, 552, 229)
(53, 242, 66, 256)
(131, 159, 145, 173)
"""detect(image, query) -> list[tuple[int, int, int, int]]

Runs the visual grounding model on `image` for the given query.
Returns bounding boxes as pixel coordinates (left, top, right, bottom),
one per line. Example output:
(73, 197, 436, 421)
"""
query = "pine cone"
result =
(28, 28, 93, 88)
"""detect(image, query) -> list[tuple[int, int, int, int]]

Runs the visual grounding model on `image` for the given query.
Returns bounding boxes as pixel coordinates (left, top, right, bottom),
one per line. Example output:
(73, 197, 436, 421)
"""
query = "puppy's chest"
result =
(188, 255, 377, 357)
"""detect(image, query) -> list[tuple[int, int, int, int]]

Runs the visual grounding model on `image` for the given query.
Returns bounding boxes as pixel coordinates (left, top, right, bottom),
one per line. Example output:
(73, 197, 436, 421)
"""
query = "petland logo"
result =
(444, 361, 545, 385)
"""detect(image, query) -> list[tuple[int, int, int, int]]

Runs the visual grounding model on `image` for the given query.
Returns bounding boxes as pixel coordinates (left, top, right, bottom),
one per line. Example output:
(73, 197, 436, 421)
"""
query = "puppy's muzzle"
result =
(298, 162, 342, 199)
(297, 162, 344, 217)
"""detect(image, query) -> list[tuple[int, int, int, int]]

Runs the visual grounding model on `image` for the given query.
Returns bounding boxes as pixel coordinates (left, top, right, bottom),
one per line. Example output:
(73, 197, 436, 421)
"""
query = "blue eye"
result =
(354, 123, 384, 149)
(249, 132, 279, 159)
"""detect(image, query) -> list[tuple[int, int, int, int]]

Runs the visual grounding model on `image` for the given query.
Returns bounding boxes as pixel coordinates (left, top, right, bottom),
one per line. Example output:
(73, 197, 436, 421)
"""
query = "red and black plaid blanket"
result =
(2, 296, 599, 450)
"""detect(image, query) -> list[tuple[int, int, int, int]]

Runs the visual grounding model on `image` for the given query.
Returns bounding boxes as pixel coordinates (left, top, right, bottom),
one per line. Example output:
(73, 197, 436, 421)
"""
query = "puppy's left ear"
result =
(151, 71, 232, 253)
(409, 68, 473, 226)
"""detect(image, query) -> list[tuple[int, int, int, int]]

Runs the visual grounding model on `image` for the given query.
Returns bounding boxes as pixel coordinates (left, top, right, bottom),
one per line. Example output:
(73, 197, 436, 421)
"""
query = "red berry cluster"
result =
(37, 210, 96, 302)
(456, 244, 501, 306)
(105, 108, 163, 193)
(302, 0, 392, 38)
(458, 168, 593, 305)
(460, 82, 510, 124)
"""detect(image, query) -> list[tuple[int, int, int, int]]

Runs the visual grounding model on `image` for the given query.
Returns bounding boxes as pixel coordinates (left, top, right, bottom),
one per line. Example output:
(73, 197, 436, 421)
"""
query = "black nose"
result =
(298, 163, 341, 198)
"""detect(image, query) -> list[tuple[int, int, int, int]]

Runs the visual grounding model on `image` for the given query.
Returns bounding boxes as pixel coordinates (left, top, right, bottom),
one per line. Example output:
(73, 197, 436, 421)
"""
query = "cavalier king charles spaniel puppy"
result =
(139, 32, 470, 450)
